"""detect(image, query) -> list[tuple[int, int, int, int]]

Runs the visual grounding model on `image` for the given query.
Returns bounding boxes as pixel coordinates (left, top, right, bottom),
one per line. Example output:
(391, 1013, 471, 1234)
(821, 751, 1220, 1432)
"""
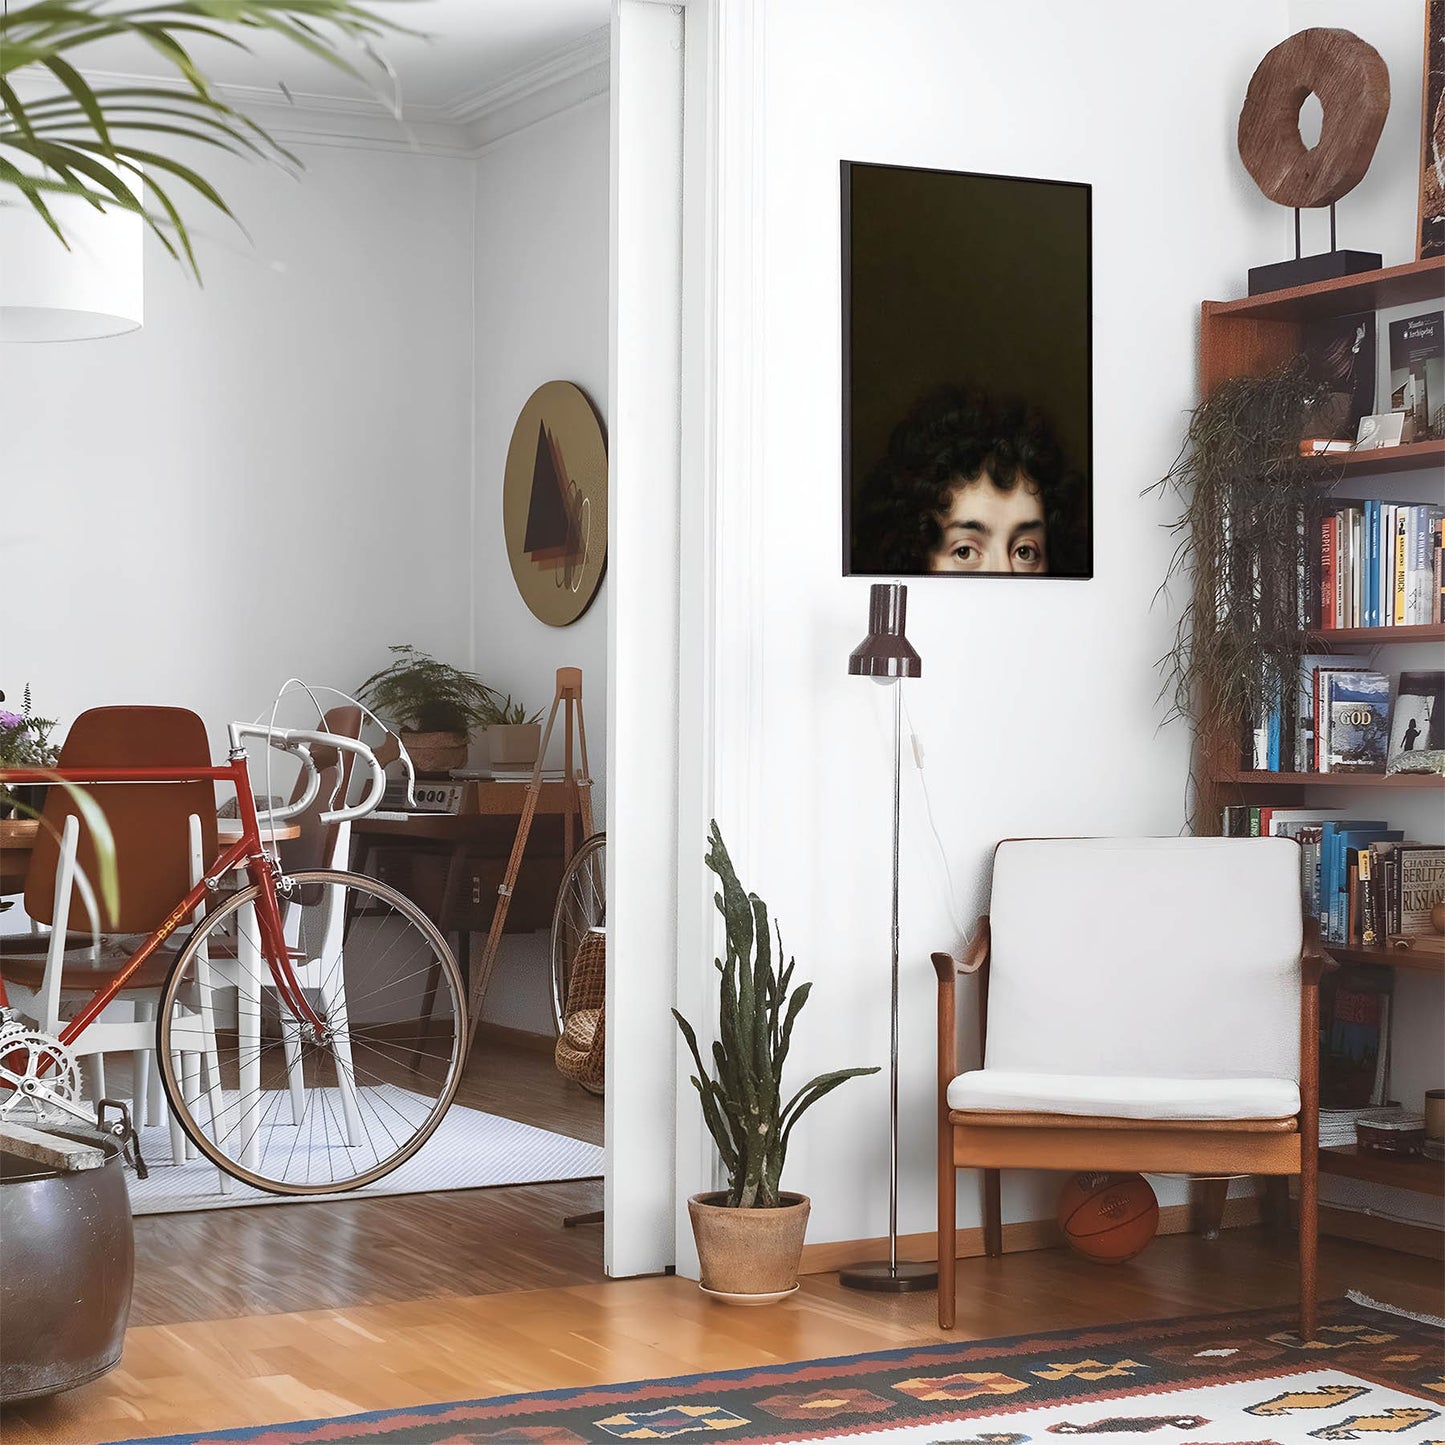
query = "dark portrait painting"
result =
(843, 161, 1093, 579)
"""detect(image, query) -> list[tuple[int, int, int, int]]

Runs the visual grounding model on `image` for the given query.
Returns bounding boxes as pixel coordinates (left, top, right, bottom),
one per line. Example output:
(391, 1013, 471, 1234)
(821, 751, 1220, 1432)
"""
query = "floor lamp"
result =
(840, 582, 937, 1293)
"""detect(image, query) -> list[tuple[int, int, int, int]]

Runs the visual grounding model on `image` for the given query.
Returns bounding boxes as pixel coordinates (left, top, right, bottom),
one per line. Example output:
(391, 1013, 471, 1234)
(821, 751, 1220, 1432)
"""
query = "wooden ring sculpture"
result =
(1238, 28, 1390, 209)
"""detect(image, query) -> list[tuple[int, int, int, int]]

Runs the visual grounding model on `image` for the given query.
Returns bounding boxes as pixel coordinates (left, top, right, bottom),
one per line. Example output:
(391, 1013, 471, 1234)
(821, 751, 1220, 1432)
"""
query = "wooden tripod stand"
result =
(465, 667, 594, 1053)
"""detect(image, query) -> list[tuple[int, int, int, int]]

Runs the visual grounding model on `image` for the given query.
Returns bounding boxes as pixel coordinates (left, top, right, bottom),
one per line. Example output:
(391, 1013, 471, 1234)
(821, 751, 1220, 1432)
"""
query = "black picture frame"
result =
(842, 160, 1094, 580)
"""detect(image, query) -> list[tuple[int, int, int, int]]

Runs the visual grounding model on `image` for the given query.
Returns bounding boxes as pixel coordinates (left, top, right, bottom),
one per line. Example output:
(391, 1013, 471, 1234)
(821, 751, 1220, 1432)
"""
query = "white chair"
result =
(933, 836, 1321, 1338)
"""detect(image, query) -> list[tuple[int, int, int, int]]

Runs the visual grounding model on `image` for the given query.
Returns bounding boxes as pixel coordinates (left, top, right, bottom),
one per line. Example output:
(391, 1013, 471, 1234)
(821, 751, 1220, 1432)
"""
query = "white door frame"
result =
(606, 0, 766, 1278)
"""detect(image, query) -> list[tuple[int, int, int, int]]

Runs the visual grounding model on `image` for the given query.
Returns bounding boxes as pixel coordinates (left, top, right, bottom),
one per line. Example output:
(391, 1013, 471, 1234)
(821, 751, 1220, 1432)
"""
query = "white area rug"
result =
(125, 1102, 603, 1215)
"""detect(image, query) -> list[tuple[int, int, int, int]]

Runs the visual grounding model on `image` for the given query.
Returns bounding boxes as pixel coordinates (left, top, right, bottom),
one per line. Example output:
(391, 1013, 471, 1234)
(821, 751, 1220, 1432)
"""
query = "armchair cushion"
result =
(985, 837, 1304, 1083)
(947, 1068, 1300, 1121)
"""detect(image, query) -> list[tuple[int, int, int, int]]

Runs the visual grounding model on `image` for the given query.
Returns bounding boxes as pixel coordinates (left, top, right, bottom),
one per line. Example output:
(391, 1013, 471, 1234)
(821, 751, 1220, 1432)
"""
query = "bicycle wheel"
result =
(157, 868, 466, 1195)
(550, 832, 606, 1034)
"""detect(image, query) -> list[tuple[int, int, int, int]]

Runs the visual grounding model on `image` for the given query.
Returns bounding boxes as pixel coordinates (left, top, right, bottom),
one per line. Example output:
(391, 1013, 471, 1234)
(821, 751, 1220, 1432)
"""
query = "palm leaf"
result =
(0, 0, 415, 277)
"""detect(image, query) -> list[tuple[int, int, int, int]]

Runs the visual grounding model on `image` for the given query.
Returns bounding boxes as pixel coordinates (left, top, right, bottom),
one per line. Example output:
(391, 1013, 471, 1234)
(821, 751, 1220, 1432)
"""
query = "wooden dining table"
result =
(0, 816, 299, 898)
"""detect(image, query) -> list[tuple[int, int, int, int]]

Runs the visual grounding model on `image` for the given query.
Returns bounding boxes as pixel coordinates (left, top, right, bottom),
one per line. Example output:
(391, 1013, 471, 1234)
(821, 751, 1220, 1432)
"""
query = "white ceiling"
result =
(77, 0, 612, 118)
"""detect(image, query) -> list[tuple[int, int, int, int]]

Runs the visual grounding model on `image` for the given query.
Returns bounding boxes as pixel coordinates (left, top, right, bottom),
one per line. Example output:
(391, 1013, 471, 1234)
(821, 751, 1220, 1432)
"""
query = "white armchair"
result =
(933, 836, 1321, 1337)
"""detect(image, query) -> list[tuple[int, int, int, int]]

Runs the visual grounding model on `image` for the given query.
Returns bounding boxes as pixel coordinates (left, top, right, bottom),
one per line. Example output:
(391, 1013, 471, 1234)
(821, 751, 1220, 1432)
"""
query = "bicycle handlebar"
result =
(226, 723, 397, 825)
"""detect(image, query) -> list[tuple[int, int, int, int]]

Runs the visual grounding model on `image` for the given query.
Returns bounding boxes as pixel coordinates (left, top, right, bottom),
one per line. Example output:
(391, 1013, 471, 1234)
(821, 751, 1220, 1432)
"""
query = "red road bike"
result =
(0, 721, 467, 1194)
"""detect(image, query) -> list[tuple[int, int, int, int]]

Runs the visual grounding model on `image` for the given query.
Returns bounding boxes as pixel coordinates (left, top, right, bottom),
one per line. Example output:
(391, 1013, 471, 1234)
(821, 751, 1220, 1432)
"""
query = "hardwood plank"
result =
(5, 1231, 1441, 1445)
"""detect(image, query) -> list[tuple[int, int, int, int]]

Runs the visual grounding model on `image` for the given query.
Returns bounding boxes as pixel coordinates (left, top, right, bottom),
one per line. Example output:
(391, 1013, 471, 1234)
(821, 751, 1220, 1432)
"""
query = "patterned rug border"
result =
(103, 1294, 1442, 1445)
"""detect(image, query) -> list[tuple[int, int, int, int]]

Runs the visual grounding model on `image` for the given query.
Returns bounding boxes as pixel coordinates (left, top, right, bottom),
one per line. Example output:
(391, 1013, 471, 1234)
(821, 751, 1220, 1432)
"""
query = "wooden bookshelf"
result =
(1307, 438, 1445, 478)
(1306, 623, 1445, 646)
(1207, 255, 1445, 324)
(1319, 1145, 1445, 1197)
(1214, 770, 1445, 789)
(1322, 943, 1445, 976)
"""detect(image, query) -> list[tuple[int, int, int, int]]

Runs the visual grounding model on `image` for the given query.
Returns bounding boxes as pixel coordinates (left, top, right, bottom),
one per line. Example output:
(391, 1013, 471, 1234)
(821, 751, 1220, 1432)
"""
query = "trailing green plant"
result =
(477, 692, 542, 727)
(672, 821, 878, 1209)
(1146, 358, 1334, 825)
(1, 0, 410, 279)
(357, 646, 497, 734)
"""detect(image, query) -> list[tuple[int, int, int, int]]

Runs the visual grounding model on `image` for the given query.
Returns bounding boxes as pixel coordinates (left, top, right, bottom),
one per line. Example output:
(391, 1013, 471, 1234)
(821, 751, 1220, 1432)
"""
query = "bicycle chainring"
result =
(0, 1028, 84, 1122)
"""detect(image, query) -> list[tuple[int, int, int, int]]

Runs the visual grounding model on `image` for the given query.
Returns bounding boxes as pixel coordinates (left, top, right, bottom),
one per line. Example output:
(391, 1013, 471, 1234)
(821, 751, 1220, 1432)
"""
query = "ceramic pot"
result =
(687, 1191, 809, 1302)
(0, 1127, 134, 1402)
(401, 730, 469, 778)
(486, 723, 542, 769)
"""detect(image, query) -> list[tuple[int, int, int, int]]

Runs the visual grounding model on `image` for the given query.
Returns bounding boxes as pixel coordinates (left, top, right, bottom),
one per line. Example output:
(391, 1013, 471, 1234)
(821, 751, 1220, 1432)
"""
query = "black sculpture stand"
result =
(1247, 201, 1380, 295)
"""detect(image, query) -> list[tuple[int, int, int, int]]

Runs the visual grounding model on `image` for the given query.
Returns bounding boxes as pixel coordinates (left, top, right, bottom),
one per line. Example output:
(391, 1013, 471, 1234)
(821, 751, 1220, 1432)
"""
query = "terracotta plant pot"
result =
(486, 723, 542, 769)
(401, 730, 469, 778)
(687, 1191, 810, 1302)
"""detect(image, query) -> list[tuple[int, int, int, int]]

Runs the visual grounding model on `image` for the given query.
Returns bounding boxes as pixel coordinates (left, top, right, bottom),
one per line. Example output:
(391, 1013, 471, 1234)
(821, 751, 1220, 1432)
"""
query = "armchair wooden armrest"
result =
(933, 917, 991, 1101)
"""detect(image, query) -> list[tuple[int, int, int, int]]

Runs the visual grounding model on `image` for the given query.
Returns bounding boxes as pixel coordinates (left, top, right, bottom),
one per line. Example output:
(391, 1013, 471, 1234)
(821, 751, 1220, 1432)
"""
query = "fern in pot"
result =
(357, 646, 496, 777)
(673, 822, 878, 1302)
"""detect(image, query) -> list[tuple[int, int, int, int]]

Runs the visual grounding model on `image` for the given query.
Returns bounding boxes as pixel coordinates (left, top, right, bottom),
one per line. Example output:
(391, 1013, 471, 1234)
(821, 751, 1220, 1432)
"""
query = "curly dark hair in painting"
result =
(851, 387, 1089, 577)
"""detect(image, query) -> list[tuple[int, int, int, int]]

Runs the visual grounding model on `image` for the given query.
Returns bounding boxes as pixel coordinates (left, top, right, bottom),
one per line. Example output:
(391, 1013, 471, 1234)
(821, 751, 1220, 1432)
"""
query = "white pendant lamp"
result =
(0, 174, 143, 342)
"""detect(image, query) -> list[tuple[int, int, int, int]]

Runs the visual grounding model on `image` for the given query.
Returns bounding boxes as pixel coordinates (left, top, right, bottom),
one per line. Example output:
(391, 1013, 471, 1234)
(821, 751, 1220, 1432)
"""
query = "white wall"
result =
(469, 95, 612, 1033)
(686, 0, 1320, 1250)
(0, 143, 475, 744)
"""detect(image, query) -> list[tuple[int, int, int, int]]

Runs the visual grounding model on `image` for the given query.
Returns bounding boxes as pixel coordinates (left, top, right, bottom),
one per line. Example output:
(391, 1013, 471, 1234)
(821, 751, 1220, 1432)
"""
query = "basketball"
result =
(1056, 1172, 1159, 1264)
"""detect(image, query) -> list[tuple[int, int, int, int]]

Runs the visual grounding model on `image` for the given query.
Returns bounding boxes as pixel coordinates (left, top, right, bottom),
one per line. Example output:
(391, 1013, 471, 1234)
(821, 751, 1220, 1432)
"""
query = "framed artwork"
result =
(842, 161, 1093, 579)
(1421, 0, 1445, 259)
(502, 380, 608, 627)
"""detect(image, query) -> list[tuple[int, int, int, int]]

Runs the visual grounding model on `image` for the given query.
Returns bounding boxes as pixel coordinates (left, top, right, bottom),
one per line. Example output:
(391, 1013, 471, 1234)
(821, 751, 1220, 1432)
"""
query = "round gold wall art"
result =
(502, 381, 608, 627)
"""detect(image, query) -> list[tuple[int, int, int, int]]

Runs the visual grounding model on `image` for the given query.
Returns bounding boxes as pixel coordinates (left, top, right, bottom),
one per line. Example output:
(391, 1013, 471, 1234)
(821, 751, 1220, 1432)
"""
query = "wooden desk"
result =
(351, 780, 588, 988)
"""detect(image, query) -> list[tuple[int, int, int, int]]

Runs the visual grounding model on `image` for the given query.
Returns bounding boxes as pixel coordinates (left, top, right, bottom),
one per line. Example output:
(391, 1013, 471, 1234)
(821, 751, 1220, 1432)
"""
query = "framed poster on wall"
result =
(843, 161, 1093, 579)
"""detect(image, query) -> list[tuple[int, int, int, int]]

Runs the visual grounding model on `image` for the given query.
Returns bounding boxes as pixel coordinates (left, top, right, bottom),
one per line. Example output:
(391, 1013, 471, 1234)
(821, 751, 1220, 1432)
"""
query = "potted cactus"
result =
(673, 822, 878, 1303)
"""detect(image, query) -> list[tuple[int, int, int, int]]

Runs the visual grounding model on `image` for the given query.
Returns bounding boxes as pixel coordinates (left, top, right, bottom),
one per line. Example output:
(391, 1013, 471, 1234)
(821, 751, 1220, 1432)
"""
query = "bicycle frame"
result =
(0, 751, 326, 1045)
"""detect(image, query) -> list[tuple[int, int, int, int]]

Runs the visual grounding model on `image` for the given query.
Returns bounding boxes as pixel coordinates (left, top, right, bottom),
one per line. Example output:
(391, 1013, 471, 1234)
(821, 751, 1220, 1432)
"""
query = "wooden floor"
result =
(6, 1230, 1442, 1445)
(5, 1040, 1444, 1443)
(131, 1026, 606, 1325)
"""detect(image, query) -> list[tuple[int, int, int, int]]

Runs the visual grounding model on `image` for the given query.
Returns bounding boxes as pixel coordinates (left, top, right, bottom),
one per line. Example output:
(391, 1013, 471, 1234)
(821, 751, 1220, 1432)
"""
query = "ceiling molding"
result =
(19, 27, 612, 158)
(444, 25, 610, 127)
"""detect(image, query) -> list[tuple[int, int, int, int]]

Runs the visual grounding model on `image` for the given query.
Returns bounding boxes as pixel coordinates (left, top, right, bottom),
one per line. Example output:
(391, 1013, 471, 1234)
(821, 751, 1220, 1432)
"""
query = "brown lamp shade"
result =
(848, 582, 922, 680)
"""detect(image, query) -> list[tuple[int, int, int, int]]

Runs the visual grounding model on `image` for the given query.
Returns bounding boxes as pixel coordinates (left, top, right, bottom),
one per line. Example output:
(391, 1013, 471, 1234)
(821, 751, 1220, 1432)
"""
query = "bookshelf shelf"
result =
(1213, 770, 1445, 789)
(1307, 623, 1445, 645)
(1307, 439, 1445, 478)
(1319, 1145, 1445, 1197)
(1323, 943, 1445, 976)
(1206, 256, 1445, 324)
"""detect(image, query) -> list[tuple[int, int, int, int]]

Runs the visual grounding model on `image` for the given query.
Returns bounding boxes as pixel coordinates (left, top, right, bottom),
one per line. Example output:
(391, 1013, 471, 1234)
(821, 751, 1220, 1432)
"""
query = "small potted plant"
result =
(357, 646, 496, 777)
(673, 822, 878, 1303)
(479, 693, 545, 770)
(0, 686, 59, 820)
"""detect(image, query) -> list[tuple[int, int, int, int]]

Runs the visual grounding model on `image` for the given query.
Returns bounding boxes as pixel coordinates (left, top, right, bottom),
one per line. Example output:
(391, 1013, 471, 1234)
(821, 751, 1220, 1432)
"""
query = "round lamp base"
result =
(838, 1259, 938, 1293)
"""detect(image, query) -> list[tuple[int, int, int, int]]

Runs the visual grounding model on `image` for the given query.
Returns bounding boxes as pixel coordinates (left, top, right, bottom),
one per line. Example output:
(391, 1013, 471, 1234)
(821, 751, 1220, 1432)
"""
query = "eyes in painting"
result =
(928, 473, 1049, 575)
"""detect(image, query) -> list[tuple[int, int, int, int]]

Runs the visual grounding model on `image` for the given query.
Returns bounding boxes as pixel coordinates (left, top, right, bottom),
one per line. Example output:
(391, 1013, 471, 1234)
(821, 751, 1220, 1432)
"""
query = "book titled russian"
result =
(1388, 311, 1444, 441)
(1322, 671, 1391, 773)
(1396, 845, 1445, 936)
(1386, 670, 1444, 767)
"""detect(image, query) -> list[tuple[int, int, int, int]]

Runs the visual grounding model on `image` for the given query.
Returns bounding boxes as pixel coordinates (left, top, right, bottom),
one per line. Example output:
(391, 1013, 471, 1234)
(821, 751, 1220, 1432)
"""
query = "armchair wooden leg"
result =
(1298, 1159, 1318, 1341)
(938, 1145, 956, 1329)
(983, 1169, 1002, 1258)
(1190, 1177, 1230, 1239)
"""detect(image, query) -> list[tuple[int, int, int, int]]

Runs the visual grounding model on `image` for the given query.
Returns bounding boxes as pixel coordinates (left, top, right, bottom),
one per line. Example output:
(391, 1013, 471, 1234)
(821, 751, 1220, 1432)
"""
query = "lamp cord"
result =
(899, 688, 970, 942)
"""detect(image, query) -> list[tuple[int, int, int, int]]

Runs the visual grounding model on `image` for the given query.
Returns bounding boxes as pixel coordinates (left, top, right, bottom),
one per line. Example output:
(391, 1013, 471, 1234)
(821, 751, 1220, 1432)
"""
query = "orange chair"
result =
(1, 706, 220, 1165)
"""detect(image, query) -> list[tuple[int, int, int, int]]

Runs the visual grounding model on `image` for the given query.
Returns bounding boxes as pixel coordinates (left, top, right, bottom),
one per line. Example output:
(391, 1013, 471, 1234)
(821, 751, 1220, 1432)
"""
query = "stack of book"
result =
(1314, 501, 1444, 630)
(1319, 1104, 1401, 1147)
(1245, 667, 1443, 776)
(1220, 808, 1445, 949)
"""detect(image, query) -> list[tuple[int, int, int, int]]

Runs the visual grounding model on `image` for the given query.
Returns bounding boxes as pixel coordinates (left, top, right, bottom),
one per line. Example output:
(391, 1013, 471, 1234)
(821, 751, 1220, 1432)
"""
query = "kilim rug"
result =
(104, 1294, 1442, 1445)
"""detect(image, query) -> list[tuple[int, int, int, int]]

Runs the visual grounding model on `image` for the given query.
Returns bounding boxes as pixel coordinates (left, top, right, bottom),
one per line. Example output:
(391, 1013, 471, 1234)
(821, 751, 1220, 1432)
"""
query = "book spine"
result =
(1318, 673, 1331, 773)
(1435, 516, 1444, 626)
(1360, 848, 1377, 947)
(1346, 856, 1359, 947)
(1394, 511, 1408, 624)
(1365, 500, 1378, 629)
(1338, 509, 1349, 629)
(1379, 504, 1393, 627)
(1320, 515, 1335, 629)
